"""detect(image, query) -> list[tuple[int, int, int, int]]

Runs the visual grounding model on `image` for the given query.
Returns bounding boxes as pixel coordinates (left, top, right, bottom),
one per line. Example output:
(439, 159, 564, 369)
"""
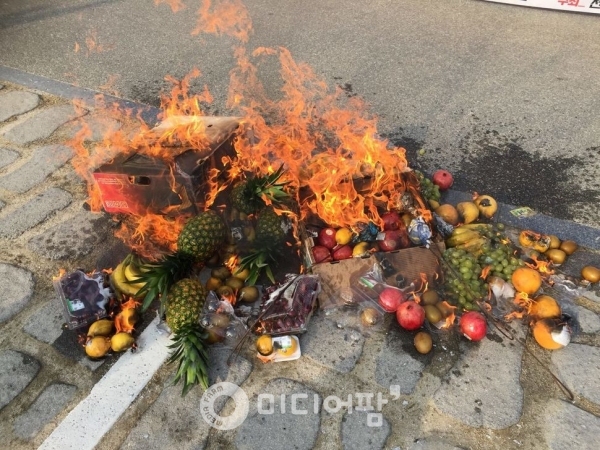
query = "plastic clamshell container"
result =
(53, 270, 111, 330)
(200, 292, 248, 347)
(256, 335, 301, 362)
(256, 274, 321, 336)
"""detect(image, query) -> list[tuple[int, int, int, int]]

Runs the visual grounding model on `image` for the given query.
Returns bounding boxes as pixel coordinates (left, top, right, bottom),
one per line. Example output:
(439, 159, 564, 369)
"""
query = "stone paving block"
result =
(552, 343, 600, 404)
(341, 409, 390, 450)
(543, 398, 600, 450)
(432, 329, 525, 429)
(13, 383, 77, 440)
(575, 306, 600, 333)
(0, 263, 34, 323)
(27, 210, 111, 260)
(300, 314, 365, 373)
(0, 350, 41, 410)
(63, 116, 122, 142)
(121, 346, 252, 450)
(0, 147, 19, 169)
(0, 187, 72, 238)
(0, 145, 73, 194)
(375, 325, 425, 394)
(2, 105, 86, 144)
(0, 91, 40, 122)
(23, 300, 65, 345)
(234, 378, 321, 450)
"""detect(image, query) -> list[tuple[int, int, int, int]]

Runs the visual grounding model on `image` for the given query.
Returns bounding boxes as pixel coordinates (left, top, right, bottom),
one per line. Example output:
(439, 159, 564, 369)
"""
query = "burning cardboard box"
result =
(93, 116, 240, 216)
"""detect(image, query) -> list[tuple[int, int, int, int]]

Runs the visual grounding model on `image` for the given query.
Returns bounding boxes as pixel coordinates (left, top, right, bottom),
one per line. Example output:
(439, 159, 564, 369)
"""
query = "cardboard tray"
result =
(311, 244, 444, 310)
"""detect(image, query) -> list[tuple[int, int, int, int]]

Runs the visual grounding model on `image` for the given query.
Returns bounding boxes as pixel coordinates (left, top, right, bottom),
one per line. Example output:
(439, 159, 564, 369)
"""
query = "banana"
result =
(456, 202, 479, 224)
(87, 319, 114, 337)
(455, 223, 493, 232)
(446, 230, 482, 247)
(111, 332, 135, 352)
(455, 237, 489, 254)
(451, 227, 477, 237)
(111, 260, 143, 298)
(123, 262, 145, 290)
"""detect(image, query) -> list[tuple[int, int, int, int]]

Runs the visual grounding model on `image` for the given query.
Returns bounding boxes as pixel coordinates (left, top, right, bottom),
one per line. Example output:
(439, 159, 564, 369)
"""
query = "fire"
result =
(68, 0, 419, 256)
(53, 268, 67, 281)
(417, 273, 428, 293)
(480, 265, 492, 280)
(115, 298, 140, 333)
(525, 255, 555, 276)
(440, 301, 456, 329)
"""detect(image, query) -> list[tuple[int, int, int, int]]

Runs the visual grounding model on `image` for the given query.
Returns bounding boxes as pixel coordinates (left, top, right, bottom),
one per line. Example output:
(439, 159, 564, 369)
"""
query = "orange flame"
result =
(193, 0, 253, 43)
(53, 268, 67, 281)
(440, 301, 457, 329)
(115, 298, 140, 333)
(480, 265, 491, 280)
(525, 255, 555, 276)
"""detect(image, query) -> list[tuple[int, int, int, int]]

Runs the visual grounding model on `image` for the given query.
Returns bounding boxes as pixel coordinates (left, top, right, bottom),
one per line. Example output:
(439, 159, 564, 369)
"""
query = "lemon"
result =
(335, 228, 353, 245)
(352, 241, 370, 257)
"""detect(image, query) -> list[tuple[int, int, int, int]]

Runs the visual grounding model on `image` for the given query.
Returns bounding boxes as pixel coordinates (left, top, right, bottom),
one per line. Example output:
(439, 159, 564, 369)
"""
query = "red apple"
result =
(459, 312, 487, 341)
(382, 211, 401, 231)
(318, 228, 337, 249)
(332, 245, 353, 261)
(312, 245, 332, 264)
(396, 301, 425, 331)
(378, 287, 406, 312)
(432, 169, 454, 191)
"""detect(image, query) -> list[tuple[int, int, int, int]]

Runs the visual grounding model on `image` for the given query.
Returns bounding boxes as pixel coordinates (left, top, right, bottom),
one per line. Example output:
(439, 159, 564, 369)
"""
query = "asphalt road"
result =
(1, 0, 599, 228)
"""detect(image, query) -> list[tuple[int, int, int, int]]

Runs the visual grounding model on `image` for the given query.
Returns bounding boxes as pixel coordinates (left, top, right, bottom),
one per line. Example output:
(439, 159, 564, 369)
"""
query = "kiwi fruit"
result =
(424, 304, 442, 324)
(205, 276, 223, 291)
(225, 277, 245, 291)
(559, 240, 578, 255)
(216, 285, 234, 299)
(211, 266, 232, 281)
(238, 285, 260, 303)
(545, 249, 566, 265)
(421, 290, 440, 306)
(414, 332, 433, 354)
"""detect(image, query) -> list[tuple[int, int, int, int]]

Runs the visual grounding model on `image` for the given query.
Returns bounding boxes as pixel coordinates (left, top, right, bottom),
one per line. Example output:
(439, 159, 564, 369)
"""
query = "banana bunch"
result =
(445, 224, 492, 254)
(111, 254, 146, 299)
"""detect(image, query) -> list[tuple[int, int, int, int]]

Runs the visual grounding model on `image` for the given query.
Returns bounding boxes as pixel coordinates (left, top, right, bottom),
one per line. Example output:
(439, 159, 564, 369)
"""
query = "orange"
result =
(529, 295, 561, 319)
(532, 319, 569, 350)
(511, 267, 542, 295)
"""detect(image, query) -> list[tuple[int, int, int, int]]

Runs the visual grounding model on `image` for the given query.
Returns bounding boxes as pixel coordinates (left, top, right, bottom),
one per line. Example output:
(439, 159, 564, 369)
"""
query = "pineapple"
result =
(136, 210, 226, 312)
(230, 165, 291, 214)
(238, 206, 289, 285)
(165, 278, 209, 395)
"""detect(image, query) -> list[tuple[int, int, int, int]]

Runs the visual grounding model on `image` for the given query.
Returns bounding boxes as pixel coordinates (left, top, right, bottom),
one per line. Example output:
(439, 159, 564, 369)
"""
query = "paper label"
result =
(481, 0, 600, 14)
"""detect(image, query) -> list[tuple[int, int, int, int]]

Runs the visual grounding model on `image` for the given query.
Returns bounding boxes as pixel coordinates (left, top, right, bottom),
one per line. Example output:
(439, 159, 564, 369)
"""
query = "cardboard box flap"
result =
(148, 115, 242, 148)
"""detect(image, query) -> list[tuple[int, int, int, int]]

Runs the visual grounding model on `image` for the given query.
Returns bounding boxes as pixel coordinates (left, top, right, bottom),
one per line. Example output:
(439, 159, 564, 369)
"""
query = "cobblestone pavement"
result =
(1, 81, 600, 450)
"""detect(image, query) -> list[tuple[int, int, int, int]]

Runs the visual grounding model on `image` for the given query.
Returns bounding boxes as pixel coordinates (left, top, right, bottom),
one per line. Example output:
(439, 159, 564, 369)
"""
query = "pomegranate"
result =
(459, 311, 487, 341)
(378, 287, 406, 312)
(396, 301, 425, 331)
(317, 228, 337, 249)
(332, 245, 353, 261)
(382, 211, 401, 231)
(432, 169, 454, 191)
(378, 229, 410, 252)
(312, 245, 332, 264)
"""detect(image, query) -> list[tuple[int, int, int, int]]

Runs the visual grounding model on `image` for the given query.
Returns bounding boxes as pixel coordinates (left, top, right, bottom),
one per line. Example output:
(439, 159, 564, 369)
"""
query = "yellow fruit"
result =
(445, 230, 481, 247)
(111, 261, 143, 298)
(238, 285, 259, 303)
(545, 249, 567, 265)
(85, 336, 111, 359)
(225, 277, 245, 291)
(474, 195, 498, 219)
(530, 295, 561, 319)
(87, 319, 114, 337)
(519, 230, 551, 253)
(401, 213, 412, 228)
(111, 332, 135, 352)
(256, 335, 273, 356)
(511, 267, 542, 295)
(275, 337, 299, 357)
(428, 199, 440, 210)
(532, 319, 570, 350)
(424, 304, 442, 324)
(435, 204, 459, 226)
(335, 228, 353, 245)
(560, 240, 578, 255)
(456, 202, 480, 224)
(548, 235, 561, 249)
(581, 266, 600, 283)
(414, 332, 433, 354)
(232, 266, 250, 281)
(205, 276, 223, 291)
(352, 241, 370, 257)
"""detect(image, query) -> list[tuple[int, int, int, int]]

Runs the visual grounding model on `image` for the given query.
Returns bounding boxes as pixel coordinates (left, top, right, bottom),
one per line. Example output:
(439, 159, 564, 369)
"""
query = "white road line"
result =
(39, 316, 171, 450)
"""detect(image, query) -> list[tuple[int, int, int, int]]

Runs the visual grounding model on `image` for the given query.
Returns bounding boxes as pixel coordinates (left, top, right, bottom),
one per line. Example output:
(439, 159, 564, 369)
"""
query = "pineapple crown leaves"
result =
(135, 253, 195, 314)
(167, 324, 210, 396)
(240, 165, 293, 210)
(239, 248, 279, 286)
